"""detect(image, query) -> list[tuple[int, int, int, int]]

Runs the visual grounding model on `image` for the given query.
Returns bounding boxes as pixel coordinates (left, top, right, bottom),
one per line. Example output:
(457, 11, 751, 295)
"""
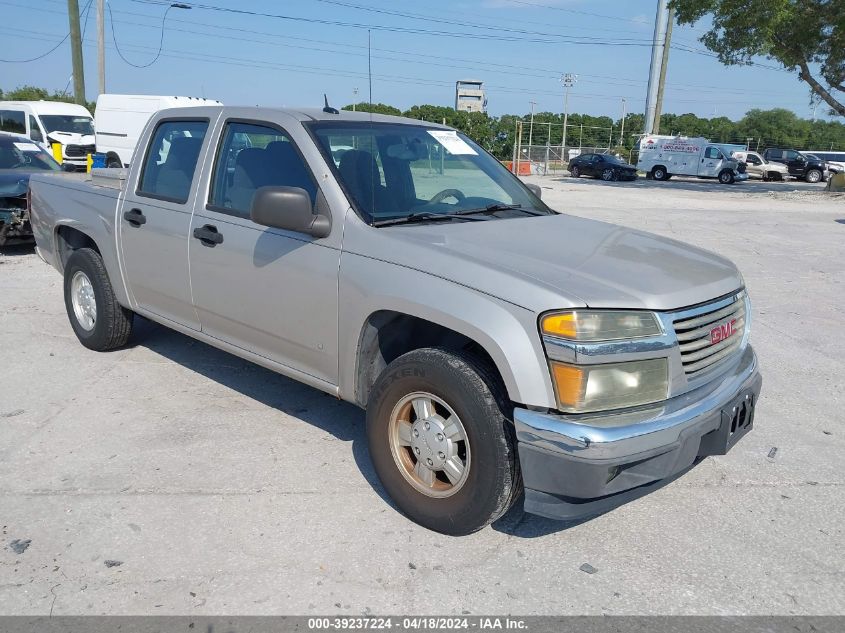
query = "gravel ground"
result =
(0, 175, 843, 615)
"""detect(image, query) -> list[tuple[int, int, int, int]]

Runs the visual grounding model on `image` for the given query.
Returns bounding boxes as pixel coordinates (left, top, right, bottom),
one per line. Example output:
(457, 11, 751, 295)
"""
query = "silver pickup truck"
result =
(29, 106, 762, 535)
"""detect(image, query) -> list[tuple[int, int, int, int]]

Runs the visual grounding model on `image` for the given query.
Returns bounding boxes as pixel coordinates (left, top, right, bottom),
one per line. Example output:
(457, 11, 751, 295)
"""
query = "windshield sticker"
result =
(427, 130, 477, 156)
(13, 142, 41, 152)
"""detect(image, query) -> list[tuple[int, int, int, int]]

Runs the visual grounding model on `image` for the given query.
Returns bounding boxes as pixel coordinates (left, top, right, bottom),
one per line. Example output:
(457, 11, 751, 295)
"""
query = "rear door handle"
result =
(193, 224, 224, 247)
(123, 208, 146, 227)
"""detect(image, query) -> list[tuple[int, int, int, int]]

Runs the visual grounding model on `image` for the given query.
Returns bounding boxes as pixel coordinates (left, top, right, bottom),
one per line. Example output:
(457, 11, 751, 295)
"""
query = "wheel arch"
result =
(54, 224, 101, 273)
(350, 305, 552, 410)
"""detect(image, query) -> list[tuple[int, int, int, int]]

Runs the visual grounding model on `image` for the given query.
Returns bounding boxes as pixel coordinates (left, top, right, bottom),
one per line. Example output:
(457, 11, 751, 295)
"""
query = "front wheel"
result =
(805, 169, 823, 183)
(718, 169, 735, 184)
(366, 348, 521, 535)
(106, 155, 122, 168)
(651, 166, 669, 181)
(600, 168, 616, 181)
(63, 248, 134, 351)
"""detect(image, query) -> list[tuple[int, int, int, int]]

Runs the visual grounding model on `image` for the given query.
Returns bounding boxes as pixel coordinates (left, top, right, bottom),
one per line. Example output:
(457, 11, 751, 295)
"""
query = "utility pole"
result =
(528, 100, 536, 150)
(560, 73, 577, 161)
(653, 5, 674, 134)
(643, 0, 669, 135)
(97, 0, 105, 95)
(68, 0, 86, 105)
(620, 97, 627, 148)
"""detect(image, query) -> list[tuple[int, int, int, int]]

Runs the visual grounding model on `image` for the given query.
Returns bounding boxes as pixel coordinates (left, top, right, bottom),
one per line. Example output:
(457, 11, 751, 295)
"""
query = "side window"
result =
(705, 147, 724, 160)
(209, 121, 317, 218)
(747, 154, 761, 165)
(138, 120, 208, 203)
(28, 116, 43, 143)
(0, 110, 26, 134)
(785, 150, 800, 160)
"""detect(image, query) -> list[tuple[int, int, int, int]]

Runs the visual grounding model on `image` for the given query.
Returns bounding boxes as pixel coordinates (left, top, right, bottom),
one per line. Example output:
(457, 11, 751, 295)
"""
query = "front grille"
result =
(65, 144, 95, 157)
(673, 293, 746, 376)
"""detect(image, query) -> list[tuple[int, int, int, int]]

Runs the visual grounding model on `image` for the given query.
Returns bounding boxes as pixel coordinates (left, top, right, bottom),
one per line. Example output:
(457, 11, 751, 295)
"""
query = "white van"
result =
(0, 101, 95, 171)
(95, 94, 222, 167)
(637, 135, 748, 184)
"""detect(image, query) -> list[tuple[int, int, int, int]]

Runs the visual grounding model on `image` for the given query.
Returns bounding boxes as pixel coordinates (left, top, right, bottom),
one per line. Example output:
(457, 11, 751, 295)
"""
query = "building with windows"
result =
(455, 80, 486, 113)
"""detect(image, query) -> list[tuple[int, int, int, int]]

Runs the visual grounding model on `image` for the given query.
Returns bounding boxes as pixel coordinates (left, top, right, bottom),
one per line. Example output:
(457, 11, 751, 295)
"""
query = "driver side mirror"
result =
(250, 186, 331, 238)
(525, 183, 542, 199)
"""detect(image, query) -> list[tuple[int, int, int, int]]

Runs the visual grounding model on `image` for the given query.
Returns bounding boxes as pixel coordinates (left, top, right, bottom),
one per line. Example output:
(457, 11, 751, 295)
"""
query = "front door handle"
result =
(193, 224, 224, 247)
(123, 208, 146, 227)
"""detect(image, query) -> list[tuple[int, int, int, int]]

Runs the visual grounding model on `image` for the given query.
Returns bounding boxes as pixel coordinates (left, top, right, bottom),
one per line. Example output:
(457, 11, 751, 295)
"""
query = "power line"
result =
(107, 0, 182, 68)
(0, 0, 92, 62)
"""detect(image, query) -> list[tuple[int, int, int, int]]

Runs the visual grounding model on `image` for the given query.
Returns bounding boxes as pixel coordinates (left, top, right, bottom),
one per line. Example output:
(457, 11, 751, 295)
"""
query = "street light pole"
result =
(97, 0, 105, 94)
(620, 97, 627, 149)
(528, 100, 536, 150)
(560, 73, 577, 162)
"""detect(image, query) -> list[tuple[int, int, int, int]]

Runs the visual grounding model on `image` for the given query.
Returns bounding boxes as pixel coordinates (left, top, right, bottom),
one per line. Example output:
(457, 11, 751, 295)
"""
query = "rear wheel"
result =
(366, 348, 521, 535)
(805, 169, 823, 183)
(651, 166, 669, 181)
(570, 165, 581, 178)
(63, 248, 134, 351)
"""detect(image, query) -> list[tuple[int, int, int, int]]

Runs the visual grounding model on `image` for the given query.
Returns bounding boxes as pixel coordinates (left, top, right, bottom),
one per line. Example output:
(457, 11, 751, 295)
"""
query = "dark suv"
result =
(762, 148, 828, 183)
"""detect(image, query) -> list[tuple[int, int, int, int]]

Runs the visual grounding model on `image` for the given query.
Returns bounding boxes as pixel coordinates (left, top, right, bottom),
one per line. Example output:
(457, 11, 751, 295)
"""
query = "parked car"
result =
(804, 153, 842, 175)
(0, 100, 94, 171)
(804, 150, 845, 172)
(761, 148, 828, 183)
(638, 136, 748, 184)
(0, 133, 64, 246)
(568, 153, 637, 181)
(29, 106, 762, 535)
(95, 94, 222, 168)
(731, 151, 789, 181)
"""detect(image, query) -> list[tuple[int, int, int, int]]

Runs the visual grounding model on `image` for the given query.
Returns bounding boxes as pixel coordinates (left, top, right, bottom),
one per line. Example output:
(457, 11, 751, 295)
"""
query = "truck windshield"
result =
(39, 115, 94, 136)
(308, 122, 552, 224)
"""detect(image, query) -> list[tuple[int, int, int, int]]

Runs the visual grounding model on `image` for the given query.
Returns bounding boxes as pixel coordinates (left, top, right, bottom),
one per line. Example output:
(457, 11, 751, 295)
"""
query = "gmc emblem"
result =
(711, 319, 737, 345)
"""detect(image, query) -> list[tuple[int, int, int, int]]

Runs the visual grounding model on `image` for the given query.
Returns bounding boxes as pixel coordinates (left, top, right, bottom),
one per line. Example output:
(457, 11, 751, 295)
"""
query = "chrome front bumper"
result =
(514, 344, 761, 520)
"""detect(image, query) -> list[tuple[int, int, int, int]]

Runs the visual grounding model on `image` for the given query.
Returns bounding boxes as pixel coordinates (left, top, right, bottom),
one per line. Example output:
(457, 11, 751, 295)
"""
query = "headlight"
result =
(541, 310, 662, 341)
(550, 359, 668, 413)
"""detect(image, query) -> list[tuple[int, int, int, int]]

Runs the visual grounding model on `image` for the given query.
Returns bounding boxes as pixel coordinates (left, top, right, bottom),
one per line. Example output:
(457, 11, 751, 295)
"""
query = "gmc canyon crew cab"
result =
(29, 106, 762, 535)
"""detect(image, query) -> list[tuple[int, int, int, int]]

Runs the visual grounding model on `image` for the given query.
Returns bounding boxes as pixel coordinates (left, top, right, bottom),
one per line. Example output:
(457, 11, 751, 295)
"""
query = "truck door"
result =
(784, 150, 806, 177)
(188, 119, 340, 385)
(117, 117, 211, 330)
(700, 146, 724, 177)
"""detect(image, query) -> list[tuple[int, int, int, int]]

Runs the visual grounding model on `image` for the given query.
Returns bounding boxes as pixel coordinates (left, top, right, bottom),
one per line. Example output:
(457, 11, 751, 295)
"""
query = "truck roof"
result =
(155, 105, 451, 128)
(0, 101, 93, 116)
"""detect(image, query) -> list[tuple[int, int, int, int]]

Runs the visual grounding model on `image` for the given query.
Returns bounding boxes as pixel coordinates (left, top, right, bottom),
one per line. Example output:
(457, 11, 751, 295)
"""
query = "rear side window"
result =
(0, 110, 25, 134)
(138, 120, 208, 203)
(209, 121, 317, 218)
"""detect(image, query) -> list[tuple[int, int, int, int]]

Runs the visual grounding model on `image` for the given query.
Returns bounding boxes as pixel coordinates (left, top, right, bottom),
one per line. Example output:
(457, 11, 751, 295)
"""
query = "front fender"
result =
(338, 251, 557, 409)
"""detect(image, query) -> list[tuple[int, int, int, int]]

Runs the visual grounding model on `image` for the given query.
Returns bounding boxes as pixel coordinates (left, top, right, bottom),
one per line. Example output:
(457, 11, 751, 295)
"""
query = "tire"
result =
(63, 248, 134, 351)
(106, 155, 122, 168)
(805, 169, 822, 183)
(600, 168, 616, 182)
(651, 166, 668, 181)
(718, 169, 735, 184)
(570, 165, 580, 178)
(366, 347, 521, 536)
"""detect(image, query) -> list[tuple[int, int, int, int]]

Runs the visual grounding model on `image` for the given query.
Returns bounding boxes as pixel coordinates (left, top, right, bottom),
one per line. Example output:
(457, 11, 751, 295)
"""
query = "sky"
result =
(0, 0, 829, 122)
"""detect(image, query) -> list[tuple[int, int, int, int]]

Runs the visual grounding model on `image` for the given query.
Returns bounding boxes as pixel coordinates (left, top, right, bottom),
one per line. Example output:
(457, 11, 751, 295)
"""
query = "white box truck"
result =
(637, 135, 748, 184)
(95, 94, 221, 167)
(0, 101, 95, 171)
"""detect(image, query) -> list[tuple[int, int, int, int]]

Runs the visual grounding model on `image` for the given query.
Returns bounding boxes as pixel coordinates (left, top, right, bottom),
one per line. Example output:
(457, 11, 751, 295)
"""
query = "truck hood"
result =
(378, 213, 743, 311)
(46, 132, 95, 145)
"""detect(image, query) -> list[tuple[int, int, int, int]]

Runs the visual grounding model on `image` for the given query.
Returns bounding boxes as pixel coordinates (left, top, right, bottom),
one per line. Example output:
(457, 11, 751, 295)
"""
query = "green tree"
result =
(0, 84, 96, 113)
(341, 102, 402, 116)
(670, 0, 845, 116)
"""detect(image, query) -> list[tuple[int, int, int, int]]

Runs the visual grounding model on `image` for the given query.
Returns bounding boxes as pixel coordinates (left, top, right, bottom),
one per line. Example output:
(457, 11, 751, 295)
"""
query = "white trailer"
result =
(637, 135, 748, 184)
(95, 94, 221, 167)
